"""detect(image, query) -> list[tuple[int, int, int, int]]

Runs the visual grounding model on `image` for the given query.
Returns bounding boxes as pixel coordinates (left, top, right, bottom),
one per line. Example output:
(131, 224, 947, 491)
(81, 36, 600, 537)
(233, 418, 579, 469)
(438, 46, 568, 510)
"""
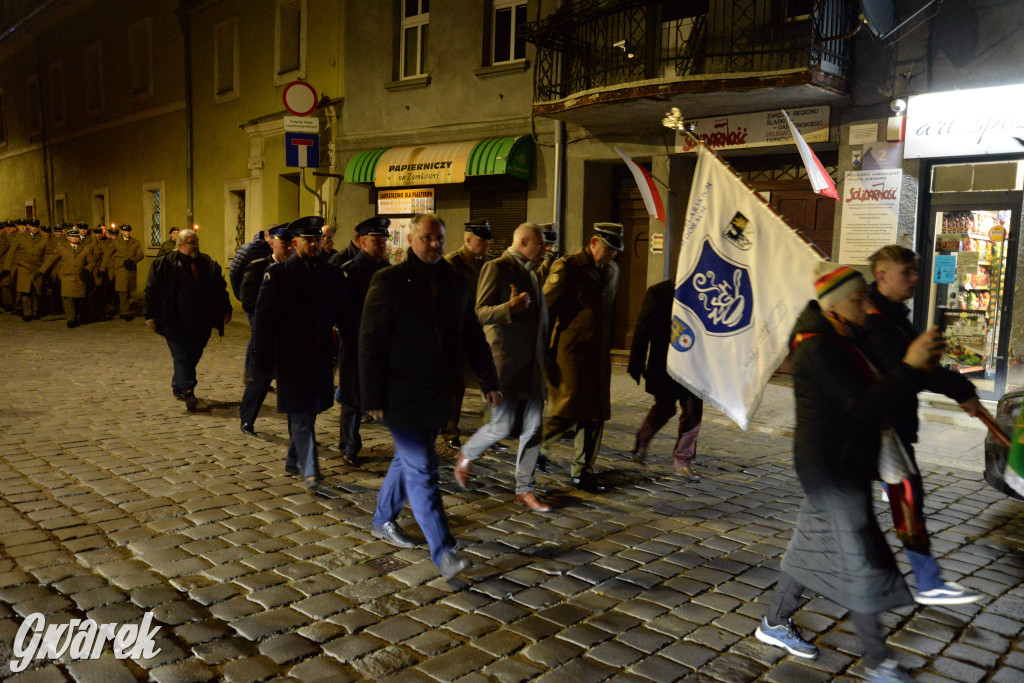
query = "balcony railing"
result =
(523, 0, 857, 103)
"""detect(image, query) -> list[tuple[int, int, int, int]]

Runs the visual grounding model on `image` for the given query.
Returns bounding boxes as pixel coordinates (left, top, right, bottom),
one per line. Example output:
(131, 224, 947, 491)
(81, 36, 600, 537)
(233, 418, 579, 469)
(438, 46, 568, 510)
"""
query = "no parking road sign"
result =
(285, 132, 320, 168)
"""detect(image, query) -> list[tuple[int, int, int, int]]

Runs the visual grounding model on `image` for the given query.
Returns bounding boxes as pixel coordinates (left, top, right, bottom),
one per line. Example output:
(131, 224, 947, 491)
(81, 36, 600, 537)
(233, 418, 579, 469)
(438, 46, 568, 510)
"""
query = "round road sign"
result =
(282, 80, 318, 117)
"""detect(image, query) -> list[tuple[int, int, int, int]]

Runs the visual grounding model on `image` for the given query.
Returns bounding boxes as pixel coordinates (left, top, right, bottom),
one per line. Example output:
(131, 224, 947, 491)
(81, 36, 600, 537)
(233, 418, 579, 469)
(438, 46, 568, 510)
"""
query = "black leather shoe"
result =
(439, 550, 471, 579)
(371, 521, 417, 548)
(445, 437, 461, 450)
(536, 455, 550, 474)
(571, 475, 607, 493)
(173, 391, 186, 401)
(241, 422, 256, 436)
(285, 465, 300, 475)
(184, 392, 199, 412)
(343, 452, 360, 466)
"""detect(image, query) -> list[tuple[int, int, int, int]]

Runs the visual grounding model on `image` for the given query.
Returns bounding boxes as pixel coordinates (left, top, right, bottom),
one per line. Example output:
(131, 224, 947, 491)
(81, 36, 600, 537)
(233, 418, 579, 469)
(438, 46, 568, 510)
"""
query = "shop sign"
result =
(677, 106, 830, 152)
(377, 188, 435, 215)
(376, 141, 477, 187)
(905, 84, 1024, 159)
(837, 168, 903, 264)
(990, 225, 1006, 242)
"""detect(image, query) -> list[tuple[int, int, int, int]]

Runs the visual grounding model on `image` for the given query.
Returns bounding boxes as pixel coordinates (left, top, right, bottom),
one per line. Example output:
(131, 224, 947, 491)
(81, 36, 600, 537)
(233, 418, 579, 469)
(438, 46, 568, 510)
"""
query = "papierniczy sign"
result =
(10, 612, 161, 673)
(676, 105, 830, 152)
(905, 84, 1024, 159)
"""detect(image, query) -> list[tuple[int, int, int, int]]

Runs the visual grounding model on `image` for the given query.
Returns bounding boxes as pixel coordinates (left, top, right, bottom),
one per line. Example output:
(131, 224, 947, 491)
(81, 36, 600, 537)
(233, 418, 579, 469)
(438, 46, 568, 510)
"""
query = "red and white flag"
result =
(781, 110, 838, 200)
(615, 147, 665, 223)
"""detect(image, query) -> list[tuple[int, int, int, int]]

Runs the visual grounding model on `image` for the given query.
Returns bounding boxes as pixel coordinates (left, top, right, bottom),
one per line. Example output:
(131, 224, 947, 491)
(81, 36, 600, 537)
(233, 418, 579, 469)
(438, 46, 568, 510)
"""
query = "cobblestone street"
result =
(1, 313, 1023, 682)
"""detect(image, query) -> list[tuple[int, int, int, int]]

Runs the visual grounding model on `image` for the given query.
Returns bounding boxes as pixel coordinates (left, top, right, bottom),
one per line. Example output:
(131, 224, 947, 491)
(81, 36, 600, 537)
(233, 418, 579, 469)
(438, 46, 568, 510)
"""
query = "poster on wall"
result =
(837, 168, 903, 264)
(676, 106, 830, 152)
(387, 219, 412, 265)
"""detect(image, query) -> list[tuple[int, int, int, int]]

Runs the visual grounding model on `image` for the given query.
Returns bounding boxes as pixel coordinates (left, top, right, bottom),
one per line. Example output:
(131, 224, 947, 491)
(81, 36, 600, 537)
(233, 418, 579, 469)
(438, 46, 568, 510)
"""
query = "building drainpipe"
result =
(175, 3, 195, 230)
(551, 0, 568, 246)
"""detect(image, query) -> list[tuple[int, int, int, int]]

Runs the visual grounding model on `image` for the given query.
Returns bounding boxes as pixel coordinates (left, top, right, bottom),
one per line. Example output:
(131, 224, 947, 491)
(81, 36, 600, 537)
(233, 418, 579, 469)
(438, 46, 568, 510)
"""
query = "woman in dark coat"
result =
(755, 263, 942, 683)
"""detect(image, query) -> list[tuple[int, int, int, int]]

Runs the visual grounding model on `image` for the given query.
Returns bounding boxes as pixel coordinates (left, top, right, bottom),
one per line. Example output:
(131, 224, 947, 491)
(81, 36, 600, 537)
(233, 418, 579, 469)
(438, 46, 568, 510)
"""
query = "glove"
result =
(123, 259, 136, 271)
(0, 269, 9, 278)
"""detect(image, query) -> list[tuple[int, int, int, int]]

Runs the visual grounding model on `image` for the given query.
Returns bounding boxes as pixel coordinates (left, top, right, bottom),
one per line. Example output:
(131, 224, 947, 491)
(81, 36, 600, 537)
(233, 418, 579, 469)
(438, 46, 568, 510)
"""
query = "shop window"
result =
(491, 0, 527, 65)
(27, 75, 41, 132)
(214, 18, 239, 101)
(49, 61, 66, 126)
(400, 0, 429, 79)
(275, 0, 307, 84)
(84, 42, 104, 113)
(932, 161, 1024, 193)
(129, 18, 153, 99)
(0, 88, 7, 146)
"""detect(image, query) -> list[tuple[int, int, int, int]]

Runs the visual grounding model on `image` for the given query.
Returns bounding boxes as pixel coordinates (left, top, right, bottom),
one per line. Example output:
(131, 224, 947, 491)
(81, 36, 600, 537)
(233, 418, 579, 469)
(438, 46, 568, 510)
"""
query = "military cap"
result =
(3, 220, 12, 227)
(355, 216, 390, 237)
(538, 222, 557, 244)
(287, 215, 325, 238)
(464, 218, 492, 240)
(169, 226, 181, 234)
(67, 228, 81, 237)
(54, 224, 66, 232)
(267, 225, 292, 241)
(121, 224, 132, 232)
(29, 218, 39, 227)
(40, 225, 52, 234)
(593, 223, 624, 252)
(93, 227, 104, 234)
(75, 221, 88, 229)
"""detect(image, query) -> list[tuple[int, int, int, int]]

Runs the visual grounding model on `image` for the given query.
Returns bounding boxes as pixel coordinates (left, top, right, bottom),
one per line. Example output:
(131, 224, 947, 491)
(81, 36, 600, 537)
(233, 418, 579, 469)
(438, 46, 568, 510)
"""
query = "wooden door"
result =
(770, 189, 836, 257)
(615, 187, 651, 350)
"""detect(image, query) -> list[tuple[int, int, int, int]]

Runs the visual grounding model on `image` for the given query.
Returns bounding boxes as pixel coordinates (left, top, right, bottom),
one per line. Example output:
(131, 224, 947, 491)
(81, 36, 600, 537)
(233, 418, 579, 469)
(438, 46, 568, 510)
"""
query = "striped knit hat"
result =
(813, 262, 866, 308)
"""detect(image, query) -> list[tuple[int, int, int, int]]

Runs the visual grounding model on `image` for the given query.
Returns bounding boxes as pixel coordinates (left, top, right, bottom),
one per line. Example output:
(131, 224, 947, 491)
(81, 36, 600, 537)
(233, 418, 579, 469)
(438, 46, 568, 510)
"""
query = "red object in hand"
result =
(979, 411, 1012, 448)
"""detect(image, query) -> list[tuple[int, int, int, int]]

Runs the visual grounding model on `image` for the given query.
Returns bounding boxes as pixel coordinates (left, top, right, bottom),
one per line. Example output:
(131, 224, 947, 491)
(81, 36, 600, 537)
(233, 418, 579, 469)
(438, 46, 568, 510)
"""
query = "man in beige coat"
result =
(2, 220, 49, 321)
(453, 223, 551, 511)
(104, 224, 145, 320)
(39, 227, 97, 327)
(540, 223, 622, 493)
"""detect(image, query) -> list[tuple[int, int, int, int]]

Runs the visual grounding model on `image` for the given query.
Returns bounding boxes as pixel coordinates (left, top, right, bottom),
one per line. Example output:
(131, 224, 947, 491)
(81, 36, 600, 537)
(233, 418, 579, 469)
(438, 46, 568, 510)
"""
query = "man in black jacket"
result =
(336, 216, 391, 464)
(360, 213, 501, 579)
(865, 244, 983, 605)
(627, 280, 704, 479)
(228, 229, 272, 300)
(238, 225, 293, 435)
(253, 217, 346, 490)
(143, 229, 232, 412)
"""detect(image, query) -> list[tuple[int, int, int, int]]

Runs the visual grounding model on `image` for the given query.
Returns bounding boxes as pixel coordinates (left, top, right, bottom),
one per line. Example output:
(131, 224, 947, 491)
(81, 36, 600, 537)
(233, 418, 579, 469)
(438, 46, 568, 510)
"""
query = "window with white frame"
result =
(84, 42, 104, 112)
(214, 18, 239, 101)
(129, 18, 153, 98)
(400, 0, 429, 79)
(27, 75, 41, 132)
(275, 0, 306, 83)
(492, 0, 527, 64)
(49, 62, 66, 126)
(143, 181, 164, 248)
(0, 88, 7, 146)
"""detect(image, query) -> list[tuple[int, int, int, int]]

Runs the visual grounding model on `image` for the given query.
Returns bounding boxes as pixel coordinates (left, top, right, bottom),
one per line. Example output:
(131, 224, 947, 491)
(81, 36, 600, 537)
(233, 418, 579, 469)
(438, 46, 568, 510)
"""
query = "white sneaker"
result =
(914, 581, 982, 605)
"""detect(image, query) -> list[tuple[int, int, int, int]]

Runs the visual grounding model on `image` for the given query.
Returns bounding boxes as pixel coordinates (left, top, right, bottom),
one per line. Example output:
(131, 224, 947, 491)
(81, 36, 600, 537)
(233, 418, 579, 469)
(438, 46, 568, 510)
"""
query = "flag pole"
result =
(666, 116, 830, 260)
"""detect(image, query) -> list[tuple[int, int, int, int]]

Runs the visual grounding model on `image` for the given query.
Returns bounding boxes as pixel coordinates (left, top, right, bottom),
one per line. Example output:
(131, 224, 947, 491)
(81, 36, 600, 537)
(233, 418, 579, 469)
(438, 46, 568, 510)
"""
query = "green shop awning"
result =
(344, 136, 533, 187)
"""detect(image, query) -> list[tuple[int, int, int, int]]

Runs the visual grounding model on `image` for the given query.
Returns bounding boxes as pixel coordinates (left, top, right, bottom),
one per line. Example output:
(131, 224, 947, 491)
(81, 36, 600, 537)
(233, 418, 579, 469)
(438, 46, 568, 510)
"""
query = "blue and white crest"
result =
(670, 317, 695, 352)
(676, 238, 753, 336)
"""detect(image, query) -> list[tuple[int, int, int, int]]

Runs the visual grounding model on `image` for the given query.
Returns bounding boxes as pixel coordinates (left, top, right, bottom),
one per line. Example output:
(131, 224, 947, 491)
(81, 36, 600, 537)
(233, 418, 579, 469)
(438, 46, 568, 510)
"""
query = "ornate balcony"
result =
(523, 0, 857, 130)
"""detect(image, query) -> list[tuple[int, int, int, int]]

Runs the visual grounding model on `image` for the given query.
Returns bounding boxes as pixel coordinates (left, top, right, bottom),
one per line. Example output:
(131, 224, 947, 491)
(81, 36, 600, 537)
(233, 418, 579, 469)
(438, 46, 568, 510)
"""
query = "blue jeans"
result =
(373, 428, 455, 567)
(286, 412, 320, 479)
(165, 327, 212, 395)
(462, 398, 544, 494)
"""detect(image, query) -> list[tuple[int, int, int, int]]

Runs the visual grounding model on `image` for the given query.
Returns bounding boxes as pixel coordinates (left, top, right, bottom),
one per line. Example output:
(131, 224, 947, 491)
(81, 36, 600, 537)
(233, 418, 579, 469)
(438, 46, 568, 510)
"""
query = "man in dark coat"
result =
(440, 219, 493, 449)
(540, 223, 622, 492)
(336, 216, 391, 465)
(228, 229, 272, 300)
(143, 229, 232, 412)
(253, 217, 347, 490)
(330, 226, 361, 267)
(360, 213, 500, 579)
(864, 244, 983, 605)
(238, 226, 293, 435)
(627, 280, 704, 479)
(453, 223, 551, 511)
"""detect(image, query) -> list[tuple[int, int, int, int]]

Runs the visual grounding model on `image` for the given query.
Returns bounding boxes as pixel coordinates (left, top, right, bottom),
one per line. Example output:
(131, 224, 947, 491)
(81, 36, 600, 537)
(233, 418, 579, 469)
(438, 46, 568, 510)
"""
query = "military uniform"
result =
(92, 230, 114, 317)
(39, 229, 97, 327)
(104, 226, 145, 319)
(0, 222, 14, 312)
(441, 220, 494, 446)
(3, 227, 50, 319)
(158, 232, 179, 256)
(541, 224, 623, 485)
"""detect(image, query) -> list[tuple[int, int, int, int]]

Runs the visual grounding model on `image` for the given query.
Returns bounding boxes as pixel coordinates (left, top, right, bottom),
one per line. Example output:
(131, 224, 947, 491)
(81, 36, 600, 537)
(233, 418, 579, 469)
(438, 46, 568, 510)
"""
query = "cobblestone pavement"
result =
(1, 313, 1023, 683)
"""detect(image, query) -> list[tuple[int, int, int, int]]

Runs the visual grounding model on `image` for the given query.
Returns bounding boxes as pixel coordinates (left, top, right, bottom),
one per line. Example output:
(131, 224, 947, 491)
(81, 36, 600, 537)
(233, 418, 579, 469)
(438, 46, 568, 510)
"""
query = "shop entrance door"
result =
(923, 199, 1020, 399)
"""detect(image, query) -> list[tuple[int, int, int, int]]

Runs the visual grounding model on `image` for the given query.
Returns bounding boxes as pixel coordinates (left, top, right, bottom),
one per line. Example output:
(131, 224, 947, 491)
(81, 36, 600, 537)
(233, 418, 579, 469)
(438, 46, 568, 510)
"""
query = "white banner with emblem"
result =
(668, 147, 823, 429)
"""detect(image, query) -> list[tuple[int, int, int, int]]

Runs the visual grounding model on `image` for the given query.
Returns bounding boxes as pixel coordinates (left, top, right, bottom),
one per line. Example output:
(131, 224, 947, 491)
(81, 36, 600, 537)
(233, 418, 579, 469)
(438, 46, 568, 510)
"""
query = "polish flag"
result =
(615, 147, 666, 223)
(781, 110, 838, 200)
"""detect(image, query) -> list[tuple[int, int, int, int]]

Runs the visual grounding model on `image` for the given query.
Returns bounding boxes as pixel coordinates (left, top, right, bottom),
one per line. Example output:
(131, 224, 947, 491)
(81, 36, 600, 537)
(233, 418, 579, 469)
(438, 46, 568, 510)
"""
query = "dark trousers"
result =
(240, 367, 272, 427)
(374, 428, 455, 567)
(2, 284, 14, 311)
(441, 374, 468, 440)
(165, 327, 212, 395)
(286, 412, 320, 479)
(636, 392, 703, 466)
(245, 314, 255, 373)
(541, 416, 604, 478)
(62, 297, 82, 325)
(20, 291, 38, 317)
(767, 573, 890, 669)
(338, 403, 363, 456)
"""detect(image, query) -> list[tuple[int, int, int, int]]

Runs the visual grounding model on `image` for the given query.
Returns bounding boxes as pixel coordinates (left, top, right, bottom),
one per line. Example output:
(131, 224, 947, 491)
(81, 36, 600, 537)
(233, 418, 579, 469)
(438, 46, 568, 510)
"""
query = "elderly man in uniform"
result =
(92, 226, 114, 318)
(104, 224, 144, 320)
(39, 227, 97, 328)
(238, 225, 294, 435)
(144, 229, 232, 412)
(360, 213, 500, 578)
(2, 219, 49, 321)
(253, 217, 346, 490)
(454, 222, 552, 511)
(440, 218, 493, 449)
(159, 227, 181, 256)
(540, 223, 622, 493)
(336, 216, 391, 465)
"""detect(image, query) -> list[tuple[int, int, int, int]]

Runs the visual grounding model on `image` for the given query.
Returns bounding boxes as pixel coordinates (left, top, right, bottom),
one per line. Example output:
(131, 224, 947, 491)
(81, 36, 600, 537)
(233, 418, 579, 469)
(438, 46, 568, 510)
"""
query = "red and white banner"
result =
(782, 109, 838, 200)
(614, 148, 665, 223)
